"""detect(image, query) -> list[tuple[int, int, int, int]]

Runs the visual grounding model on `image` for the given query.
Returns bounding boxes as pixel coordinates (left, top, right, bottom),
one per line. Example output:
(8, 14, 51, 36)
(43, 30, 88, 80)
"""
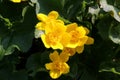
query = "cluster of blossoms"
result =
(36, 11, 94, 79)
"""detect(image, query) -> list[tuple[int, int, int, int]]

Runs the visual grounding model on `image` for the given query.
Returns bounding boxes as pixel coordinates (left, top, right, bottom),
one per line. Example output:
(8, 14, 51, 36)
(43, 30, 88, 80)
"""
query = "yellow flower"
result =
(41, 22, 70, 50)
(36, 11, 62, 31)
(66, 23, 88, 48)
(11, 0, 26, 3)
(45, 51, 70, 79)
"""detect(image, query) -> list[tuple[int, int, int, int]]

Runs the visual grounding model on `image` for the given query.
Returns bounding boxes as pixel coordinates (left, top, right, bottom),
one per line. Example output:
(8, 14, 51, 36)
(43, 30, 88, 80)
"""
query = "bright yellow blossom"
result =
(66, 23, 88, 48)
(45, 51, 70, 79)
(41, 22, 70, 50)
(36, 11, 94, 51)
(11, 0, 26, 3)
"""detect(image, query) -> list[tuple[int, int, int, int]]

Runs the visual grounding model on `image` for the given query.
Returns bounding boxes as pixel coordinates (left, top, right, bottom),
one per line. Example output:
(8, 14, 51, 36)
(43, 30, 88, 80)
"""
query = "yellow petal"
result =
(62, 47, 76, 56)
(45, 63, 53, 70)
(35, 22, 45, 30)
(76, 46, 84, 54)
(76, 27, 86, 37)
(11, 0, 21, 3)
(60, 32, 71, 47)
(67, 42, 79, 48)
(62, 63, 70, 74)
(78, 36, 88, 46)
(49, 70, 62, 79)
(51, 42, 63, 50)
(56, 20, 64, 25)
(44, 22, 55, 34)
(45, 21, 66, 34)
(37, 13, 48, 22)
(48, 11, 59, 19)
(41, 34, 50, 48)
(60, 52, 69, 62)
(66, 23, 78, 32)
(83, 27, 90, 35)
(85, 37, 94, 45)
(49, 51, 60, 61)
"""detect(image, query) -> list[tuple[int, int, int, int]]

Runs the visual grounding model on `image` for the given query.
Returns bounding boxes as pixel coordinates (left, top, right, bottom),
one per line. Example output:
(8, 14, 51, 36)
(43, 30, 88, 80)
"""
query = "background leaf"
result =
(109, 23, 120, 44)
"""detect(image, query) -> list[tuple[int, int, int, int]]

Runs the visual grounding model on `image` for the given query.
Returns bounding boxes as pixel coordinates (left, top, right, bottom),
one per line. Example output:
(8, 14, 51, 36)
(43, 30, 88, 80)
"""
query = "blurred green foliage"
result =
(0, 0, 120, 80)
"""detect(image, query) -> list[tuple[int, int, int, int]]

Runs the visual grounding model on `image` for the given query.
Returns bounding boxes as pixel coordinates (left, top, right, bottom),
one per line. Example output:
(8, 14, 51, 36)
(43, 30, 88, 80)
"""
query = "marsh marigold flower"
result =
(11, 0, 26, 3)
(35, 11, 94, 51)
(45, 51, 70, 79)
(40, 18, 71, 50)
(66, 23, 88, 48)
(67, 23, 94, 47)
(36, 11, 71, 50)
(41, 21, 70, 50)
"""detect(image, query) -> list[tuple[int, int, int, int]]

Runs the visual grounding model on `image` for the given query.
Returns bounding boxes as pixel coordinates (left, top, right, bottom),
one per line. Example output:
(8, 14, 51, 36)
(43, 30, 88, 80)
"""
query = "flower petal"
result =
(41, 34, 50, 48)
(62, 63, 70, 74)
(48, 11, 59, 19)
(60, 32, 71, 47)
(76, 27, 86, 37)
(49, 51, 60, 61)
(35, 22, 45, 30)
(62, 47, 76, 56)
(83, 27, 90, 35)
(11, 0, 21, 3)
(78, 36, 88, 46)
(37, 13, 48, 22)
(85, 37, 94, 45)
(45, 63, 53, 70)
(60, 52, 69, 62)
(56, 20, 64, 25)
(76, 46, 84, 54)
(67, 42, 79, 48)
(66, 23, 78, 32)
(49, 70, 62, 79)
(51, 42, 63, 50)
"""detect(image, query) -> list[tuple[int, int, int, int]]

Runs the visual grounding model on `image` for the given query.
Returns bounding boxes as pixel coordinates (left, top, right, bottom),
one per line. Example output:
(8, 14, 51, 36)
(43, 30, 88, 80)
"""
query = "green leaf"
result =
(100, 0, 120, 22)
(79, 69, 96, 80)
(0, 45, 5, 60)
(26, 51, 50, 76)
(11, 71, 28, 80)
(97, 15, 113, 40)
(68, 61, 78, 78)
(37, 0, 63, 14)
(99, 60, 120, 75)
(34, 71, 51, 80)
(109, 23, 120, 44)
(0, 5, 37, 52)
(63, 0, 83, 20)
(0, 44, 19, 60)
(99, 68, 120, 75)
(0, 15, 12, 29)
(0, 69, 28, 80)
(11, 6, 37, 52)
(5, 45, 20, 55)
